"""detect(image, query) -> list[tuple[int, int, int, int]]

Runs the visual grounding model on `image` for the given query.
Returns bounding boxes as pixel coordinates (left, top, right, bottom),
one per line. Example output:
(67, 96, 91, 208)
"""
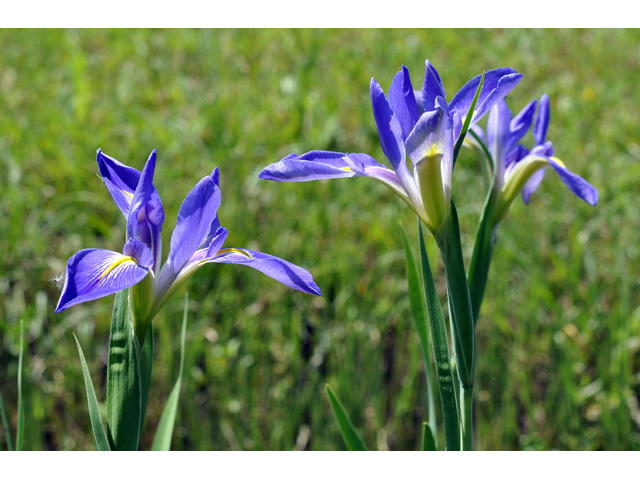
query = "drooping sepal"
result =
(258, 151, 360, 182)
(55, 248, 151, 313)
(209, 248, 322, 296)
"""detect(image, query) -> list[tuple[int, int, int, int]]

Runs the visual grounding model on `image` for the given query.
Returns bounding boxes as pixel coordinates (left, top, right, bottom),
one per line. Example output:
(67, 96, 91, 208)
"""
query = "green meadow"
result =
(0, 29, 638, 450)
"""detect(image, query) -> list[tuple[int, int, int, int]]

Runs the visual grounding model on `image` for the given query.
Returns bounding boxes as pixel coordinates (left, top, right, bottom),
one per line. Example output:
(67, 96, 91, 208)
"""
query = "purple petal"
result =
(508, 99, 537, 149)
(211, 167, 220, 187)
(165, 174, 222, 277)
(548, 160, 598, 206)
(532, 141, 554, 158)
(97, 149, 140, 218)
(344, 153, 389, 173)
(102, 176, 135, 218)
(421, 60, 446, 113)
(202, 216, 222, 250)
(505, 144, 530, 170)
(370, 78, 406, 171)
(388, 66, 420, 140)
(449, 68, 523, 133)
(405, 107, 452, 167)
(358, 165, 405, 191)
(414, 89, 425, 115)
(487, 100, 512, 181)
(96, 149, 140, 197)
(208, 249, 322, 296)
(183, 226, 230, 269)
(200, 168, 223, 249)
(123, 237, 154, 268)
(55, 248, 150, 313)
(521, 168, 546, 204)
(258, 151, 358, 182)
(534, 94, 550, 145)
(126, 150, 165, 270)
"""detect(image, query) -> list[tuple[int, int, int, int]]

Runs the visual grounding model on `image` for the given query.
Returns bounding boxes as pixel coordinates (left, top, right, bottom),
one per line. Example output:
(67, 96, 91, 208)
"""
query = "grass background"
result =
(0, 29, 638, 450)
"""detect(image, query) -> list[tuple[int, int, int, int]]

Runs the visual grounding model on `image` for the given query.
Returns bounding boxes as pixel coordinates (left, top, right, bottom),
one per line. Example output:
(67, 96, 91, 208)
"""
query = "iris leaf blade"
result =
(73, 334, 111, 451)
(421, 422, 437, 451)
(0, 384, 14, 451)
(139, 324, 154, 433)
(16, 319, 24, 451)
(325, 384, 367, 451)
(417, 220, 460, 451)
(436, 202, 475, 389)
(152, 294, 188, 451)
(400, 224, 437, 447)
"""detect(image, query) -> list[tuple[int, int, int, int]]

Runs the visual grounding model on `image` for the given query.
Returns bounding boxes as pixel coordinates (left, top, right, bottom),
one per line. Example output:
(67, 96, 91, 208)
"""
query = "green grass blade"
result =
(325, 384, 367, 451)
(139, 323, 154, 433)
(436, 202, 476, 389)
(16, 319, 24, 451)
(106, 290, 142, 451)
(452, 72, 485, 169)
(73, 334, 111, 451)
(152, 294, 188, 451)
(400, 224, 437, 447)
(421, 422, 436, 451)
(418, 221, 460, 451)
(0, 385, 14, 451)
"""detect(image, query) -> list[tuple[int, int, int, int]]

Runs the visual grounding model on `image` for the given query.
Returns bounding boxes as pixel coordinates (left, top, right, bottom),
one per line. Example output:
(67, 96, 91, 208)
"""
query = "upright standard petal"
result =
(449, 67, 522, 139)
(55, 248, 150, 313)
(126, 150, 165, 270)
(96, 149, 140, 217)
(533, 94, 550, 145)
(200, 168, 224, 250)
(370, 78, 406, 171)
(508, 99, 538, 150)
(164, 174, 222, 277)
(487, 100, 512, 191)
(421, 60, 446, 113)
(208, 249, 322, 296)
(388, 66, 420, 140)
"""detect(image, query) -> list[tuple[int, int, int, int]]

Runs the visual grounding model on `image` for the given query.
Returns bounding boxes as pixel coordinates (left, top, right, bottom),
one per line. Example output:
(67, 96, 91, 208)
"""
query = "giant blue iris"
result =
(259, 60, 522, 234)
(56, 150, 321, 334)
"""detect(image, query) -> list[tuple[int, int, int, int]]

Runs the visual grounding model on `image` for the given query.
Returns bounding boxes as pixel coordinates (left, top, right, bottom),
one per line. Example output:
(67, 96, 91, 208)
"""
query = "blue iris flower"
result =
(56, 149, 322, 334)
(259, 60, 522, 234)
(468, 94, 598, 222)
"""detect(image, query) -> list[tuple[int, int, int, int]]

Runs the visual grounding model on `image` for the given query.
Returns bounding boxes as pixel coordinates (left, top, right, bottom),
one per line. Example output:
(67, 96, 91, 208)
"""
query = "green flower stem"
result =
(418, 221, 460, 451)
(401, 224, 437, 446)
(460, 384, 474, 451)
(436, 202, 476, 390)
(106, 290, 143, 451)
(435, 201, 477, 450)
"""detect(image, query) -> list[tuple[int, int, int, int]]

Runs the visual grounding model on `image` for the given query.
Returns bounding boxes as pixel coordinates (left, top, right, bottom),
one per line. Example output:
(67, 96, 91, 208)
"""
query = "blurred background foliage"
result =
(0, 29, 638, 450)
